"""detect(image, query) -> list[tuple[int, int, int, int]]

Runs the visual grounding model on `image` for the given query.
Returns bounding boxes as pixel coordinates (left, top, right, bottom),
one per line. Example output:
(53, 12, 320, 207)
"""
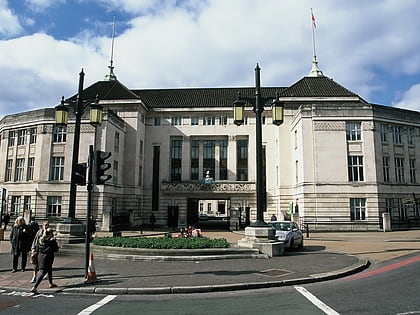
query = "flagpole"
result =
(311, 8, 317, 61)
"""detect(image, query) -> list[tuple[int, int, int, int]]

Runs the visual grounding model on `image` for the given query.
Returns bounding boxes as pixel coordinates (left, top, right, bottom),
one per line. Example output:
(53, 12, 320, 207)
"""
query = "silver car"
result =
(268, 221, 304, 249)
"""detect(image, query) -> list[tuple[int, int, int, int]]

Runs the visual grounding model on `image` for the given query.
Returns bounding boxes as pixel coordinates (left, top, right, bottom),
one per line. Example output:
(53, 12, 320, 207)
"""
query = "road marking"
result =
(344, 255, 420, 281)
(295, 286, 340, 315)
(77, 295, 116, 315)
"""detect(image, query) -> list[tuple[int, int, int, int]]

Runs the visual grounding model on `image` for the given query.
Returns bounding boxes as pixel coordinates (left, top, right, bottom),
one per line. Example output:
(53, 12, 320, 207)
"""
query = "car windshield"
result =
(269, 222, 291, 231)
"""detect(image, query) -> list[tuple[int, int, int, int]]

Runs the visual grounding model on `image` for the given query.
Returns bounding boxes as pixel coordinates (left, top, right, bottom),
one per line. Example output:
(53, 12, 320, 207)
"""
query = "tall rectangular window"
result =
(392, 126, 403, 144)
(114, 132, 120, 152)
(348, 156, 364, 181)
(11, 196, 21, 216)
(154, 117, 161, 126)
(24, 196, 31, 213)
(5, 159, 13, 182)
(346, 122, 361, 141)
(219, 140, 227, 180)
(53, 126, 67, 143)
(350, 198, 366, 220)
(203, 117, 215, 126)
(397, 199, 408, 220)
(237, 140, 248, 181)
(395, 157, 405, 183)
(8, 131, 15, 147)
(27, 157, 35, 181)
(50, 157, 65, 181)
(171, 117, 182, 126)
(47, 196, 62, 217)
(15, 158, 25, 181)
(203, 140, 215, 178)
(113, 161, 119, 185)
(383, 156, 390, 183)
(191, 117, 199, 126)
(17, 129, 26, 146)
(409, 158, 416, 184)
(171, 139, 182, 181)
(407, 127, 414, 145)
(219, 116, 227, 126)
(385, 198, 393, 215)
(29, 127, 37, 144)
(152, 146, 160, 211)
(380, 124, 388, 143)
(190, 140, 199, 180)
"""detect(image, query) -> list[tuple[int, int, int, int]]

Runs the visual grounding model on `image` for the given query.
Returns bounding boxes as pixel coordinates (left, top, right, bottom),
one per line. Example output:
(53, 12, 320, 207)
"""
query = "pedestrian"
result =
(2, 212, 10, 230)
(149, 213, 156, 231)
(31, 228, 59, 293)
(29, 216, 39, 236)
(271, 214, 277, 221)
(10, 216, 33, 272)
(30, 221, 49, 283)
(89, 215, 96, 239)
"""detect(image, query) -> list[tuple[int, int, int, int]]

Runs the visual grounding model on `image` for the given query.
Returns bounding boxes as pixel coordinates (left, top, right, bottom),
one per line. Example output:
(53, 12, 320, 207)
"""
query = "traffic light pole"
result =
(85, 145, 94, 280)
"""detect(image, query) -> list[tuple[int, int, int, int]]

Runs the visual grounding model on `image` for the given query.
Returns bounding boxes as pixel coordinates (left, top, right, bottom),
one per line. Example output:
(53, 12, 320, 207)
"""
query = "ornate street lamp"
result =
(233, 64, 284, 227)
(54, 69, 103, 221)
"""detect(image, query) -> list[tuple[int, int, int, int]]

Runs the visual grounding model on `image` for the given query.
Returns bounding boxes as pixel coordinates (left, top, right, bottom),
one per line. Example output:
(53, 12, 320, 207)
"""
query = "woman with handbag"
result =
(10, 216, 32, 272)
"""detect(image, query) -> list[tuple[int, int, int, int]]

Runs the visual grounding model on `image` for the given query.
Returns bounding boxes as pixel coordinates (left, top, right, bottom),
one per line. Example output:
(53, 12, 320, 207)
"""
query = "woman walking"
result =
(10, 216, 32, 272)
(31, 228, 59, 293)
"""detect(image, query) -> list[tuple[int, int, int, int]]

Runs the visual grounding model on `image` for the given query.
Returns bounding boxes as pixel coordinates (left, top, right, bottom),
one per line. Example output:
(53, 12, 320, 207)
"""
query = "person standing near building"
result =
(271, 214, 277, 221)
(2, 212, 10, 230)
(149, 213, 156, 231)
(89, 215, 97, 239)
(30, 221, 49, 283)
(10, 216, 32, 272)
(31, 228, 59, 293)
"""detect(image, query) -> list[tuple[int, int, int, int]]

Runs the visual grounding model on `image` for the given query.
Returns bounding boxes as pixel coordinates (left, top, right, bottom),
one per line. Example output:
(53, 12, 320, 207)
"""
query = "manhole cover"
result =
(256, 268, 293, 278)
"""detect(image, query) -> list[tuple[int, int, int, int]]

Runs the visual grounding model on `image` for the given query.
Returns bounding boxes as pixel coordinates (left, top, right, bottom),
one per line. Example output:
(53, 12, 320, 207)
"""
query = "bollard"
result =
(306, 223, 309, 238)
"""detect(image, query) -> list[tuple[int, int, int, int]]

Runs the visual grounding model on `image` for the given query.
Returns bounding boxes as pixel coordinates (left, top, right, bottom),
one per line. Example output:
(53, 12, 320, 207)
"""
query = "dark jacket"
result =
(36, 237, 59, 270)
(10, 224, 32, 255)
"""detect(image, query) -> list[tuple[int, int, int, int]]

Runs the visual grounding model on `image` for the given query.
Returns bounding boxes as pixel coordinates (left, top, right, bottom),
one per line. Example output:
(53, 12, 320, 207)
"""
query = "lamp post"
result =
(233, 64, 284, 227)
(55, 69, 103, 222)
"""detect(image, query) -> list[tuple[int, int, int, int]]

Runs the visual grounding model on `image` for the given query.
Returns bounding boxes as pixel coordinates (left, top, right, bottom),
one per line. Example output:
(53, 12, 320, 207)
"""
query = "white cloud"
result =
(0, 0, 23, 37)
(393, 84, 420, 112)
(25, 0, 65, 12)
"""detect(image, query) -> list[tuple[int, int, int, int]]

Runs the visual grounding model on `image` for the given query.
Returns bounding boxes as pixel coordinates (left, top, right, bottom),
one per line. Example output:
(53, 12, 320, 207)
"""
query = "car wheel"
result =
(289, 238, 294, 249)
(298, 239, 304, 249)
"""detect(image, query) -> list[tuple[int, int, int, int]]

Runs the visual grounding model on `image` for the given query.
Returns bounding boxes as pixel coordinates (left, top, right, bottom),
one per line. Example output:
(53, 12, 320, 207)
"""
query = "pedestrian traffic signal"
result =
(74, 163, 87, 186)
(95, 150, 112, 185)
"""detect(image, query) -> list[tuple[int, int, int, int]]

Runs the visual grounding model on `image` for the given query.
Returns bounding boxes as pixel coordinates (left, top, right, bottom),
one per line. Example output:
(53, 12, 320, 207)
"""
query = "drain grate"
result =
(256, 268, 293, 278)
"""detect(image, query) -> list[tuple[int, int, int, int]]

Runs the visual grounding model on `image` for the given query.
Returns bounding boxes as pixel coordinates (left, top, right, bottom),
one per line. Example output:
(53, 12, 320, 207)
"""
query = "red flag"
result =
(311, 11, 316, 28)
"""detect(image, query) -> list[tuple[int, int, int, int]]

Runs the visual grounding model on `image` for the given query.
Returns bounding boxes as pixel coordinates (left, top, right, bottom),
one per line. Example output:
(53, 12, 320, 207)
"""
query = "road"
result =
(1, 253, 419, 314)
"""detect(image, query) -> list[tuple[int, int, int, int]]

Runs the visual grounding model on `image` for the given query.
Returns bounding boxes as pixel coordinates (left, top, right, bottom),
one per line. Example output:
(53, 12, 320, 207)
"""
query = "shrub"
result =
(92, 236, 229, 249)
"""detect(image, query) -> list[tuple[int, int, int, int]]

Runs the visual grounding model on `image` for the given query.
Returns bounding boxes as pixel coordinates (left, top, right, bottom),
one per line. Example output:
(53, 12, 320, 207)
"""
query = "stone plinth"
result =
(56, 219, 86, 245)
(237, 226, 284, 257)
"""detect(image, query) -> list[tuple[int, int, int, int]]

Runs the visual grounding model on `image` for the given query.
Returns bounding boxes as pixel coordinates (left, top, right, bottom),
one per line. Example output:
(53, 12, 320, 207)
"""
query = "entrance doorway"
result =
(167, 206, 179, 230)
(187, 198, 230, 230)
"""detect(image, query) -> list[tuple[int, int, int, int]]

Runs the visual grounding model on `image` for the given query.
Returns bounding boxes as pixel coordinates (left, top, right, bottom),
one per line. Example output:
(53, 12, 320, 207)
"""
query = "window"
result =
(203, 116, 215, 126)
(409, 158, 416, 184)
(219, 140, 227, 180)
(24, 196, 31, 213)
(139, 140, 144, 155)
(171, 117, 182, 126)
(348, 156, 364, 181)
(350, 198, 366, 220)
(138, 163, 143, 187)
(385, 198, 393, 215)
(191, 117, 199, 126)
(295, 160, 299, 183)
(395, 157, 405, 183)
(219, 116, 228, 126)
(294, 130, 298, 149)
(237, 140, 248, 181)
(47, 196, 62, 217)
(29, 127, 37, 144)
(5, 159, 13, 182)
(53, 126, 67, 143)
(397, 199, 408, 220)
(114, 132, 120, 152)
(17, 129, 26, 146)
(171, 139, 182, 181)
(392, 126, 403, 144)
(27, 157, 35, 181)
(407, 127, 414, 145)
(11, 196, 21, 216)
(207, 203, 212, 212)
(346, 122, 361, 141)
(50, 157, 65, 181)
(383, 157, 390, 183)
(113, 161, 118, 185)
(8, 130, 15, 147)
(380, 124, 388, 143)
(15, 158, 25, 181)
(154, 117, 161, 126)
(203, 140, 215, 178)
(191, 140, 199, 180)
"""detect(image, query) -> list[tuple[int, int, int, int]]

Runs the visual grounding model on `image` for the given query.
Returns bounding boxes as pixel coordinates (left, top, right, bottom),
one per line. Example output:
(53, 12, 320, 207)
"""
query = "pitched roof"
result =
(133, 87, 286, 109)
(69, 80, 140, 101)
(279, 76, 360, 98)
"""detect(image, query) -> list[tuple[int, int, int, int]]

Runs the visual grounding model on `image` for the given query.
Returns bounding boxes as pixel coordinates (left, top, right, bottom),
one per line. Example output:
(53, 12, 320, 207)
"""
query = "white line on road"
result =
(77, 295, 117, 315)
(295, 286, 340, 315)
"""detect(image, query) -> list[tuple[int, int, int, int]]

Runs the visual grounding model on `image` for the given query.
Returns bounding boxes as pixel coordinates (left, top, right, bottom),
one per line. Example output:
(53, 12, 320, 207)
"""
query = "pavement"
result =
(1, 228, 420, 295)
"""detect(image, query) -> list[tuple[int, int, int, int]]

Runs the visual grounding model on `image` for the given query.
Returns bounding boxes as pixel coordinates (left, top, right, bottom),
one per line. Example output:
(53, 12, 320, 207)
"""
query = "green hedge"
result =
(92, 236, 229, 249)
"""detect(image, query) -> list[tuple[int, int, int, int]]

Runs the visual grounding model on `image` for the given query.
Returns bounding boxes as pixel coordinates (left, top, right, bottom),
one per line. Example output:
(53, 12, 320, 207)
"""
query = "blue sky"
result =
(1, 0, 419, 117)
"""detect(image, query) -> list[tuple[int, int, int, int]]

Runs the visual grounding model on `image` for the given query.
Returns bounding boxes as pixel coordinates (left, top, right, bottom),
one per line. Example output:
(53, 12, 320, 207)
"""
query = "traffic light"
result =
(73, 163, 87, 186)
(95, 150, 112, 185)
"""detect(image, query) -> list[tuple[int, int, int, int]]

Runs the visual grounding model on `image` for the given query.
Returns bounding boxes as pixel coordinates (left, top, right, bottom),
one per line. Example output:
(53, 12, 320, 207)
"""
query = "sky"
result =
(1, 0, 420, 118)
